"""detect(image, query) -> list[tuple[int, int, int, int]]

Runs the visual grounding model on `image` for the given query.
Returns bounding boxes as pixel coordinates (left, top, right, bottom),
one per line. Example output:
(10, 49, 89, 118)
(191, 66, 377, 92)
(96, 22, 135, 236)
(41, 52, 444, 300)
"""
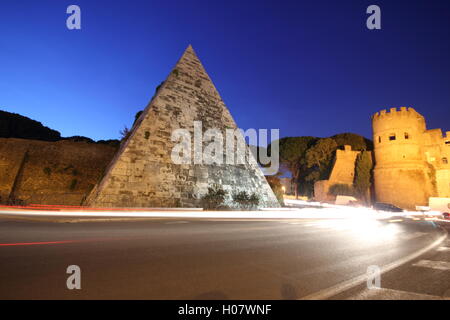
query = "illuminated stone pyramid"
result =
(85, 45, 279, 208)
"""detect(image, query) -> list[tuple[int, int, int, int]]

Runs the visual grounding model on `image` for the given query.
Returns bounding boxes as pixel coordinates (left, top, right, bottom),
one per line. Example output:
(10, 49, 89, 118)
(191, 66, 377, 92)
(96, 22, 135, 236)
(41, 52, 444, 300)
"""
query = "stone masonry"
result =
(85, 45, 280, 208)
(314, 145, 362, 202)
(372, 107, 450, 209)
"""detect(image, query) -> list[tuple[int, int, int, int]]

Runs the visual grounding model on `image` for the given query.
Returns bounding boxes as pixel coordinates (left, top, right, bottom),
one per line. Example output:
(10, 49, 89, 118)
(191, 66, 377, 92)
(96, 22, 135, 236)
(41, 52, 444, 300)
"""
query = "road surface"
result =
(0, 215, 448, 299)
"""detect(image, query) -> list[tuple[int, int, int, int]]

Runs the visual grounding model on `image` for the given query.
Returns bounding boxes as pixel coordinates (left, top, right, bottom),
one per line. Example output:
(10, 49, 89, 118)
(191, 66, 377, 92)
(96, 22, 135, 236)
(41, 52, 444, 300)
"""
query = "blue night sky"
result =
(0, 0, 449, 141)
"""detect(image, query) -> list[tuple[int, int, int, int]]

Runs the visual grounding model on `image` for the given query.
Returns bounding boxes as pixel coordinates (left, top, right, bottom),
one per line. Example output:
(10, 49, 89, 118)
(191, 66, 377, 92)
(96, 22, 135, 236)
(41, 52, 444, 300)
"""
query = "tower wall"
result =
(314, 145, 360, 202)
(372, 107, 434, 209)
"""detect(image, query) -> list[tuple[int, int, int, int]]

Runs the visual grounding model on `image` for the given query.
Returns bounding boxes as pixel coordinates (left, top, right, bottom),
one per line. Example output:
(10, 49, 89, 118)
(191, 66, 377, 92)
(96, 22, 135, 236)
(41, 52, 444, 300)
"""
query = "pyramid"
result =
(85, 45, 280, 208)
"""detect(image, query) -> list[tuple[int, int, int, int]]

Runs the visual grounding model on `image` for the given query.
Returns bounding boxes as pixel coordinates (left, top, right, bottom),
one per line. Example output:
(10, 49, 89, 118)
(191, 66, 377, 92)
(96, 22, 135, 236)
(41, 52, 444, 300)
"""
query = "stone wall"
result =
(328, 145, 360, 184)
(0, 138, 116, 205)
(314, 145, 360, 202)
(373, 165, 434, 210)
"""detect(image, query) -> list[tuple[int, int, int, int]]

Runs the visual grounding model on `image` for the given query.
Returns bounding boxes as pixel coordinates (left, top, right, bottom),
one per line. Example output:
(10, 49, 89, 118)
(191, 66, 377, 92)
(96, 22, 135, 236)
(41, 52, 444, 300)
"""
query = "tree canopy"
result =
(354, 150, 373, 202)
(0, 110, 61, 141)
(0, 109, 120, 147)
(275, 136, 317, 197)
(269, 133, 373, 198)
(331, 133, 373, 151)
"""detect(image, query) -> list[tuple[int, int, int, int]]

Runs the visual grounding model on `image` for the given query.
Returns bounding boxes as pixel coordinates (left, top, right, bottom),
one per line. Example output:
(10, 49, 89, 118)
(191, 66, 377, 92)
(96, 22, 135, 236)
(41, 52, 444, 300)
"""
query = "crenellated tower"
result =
(372, 107, 436, 209)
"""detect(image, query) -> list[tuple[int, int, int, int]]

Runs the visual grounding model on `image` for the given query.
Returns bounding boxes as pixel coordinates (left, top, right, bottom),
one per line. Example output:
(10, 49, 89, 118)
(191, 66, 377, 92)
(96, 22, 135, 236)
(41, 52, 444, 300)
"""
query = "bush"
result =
(328, 183, 355, 196)
(249, 193, 260, 208)
(201, 184, 227, 210)
(232, 191, 260, 210)
(233, 191, 249, 208)
(119, 126, 131, 141)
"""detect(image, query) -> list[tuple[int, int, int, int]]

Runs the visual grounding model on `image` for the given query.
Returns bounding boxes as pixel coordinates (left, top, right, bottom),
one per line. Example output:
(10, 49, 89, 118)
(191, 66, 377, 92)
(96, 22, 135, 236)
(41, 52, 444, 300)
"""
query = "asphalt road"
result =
(0, 216, 447, 299)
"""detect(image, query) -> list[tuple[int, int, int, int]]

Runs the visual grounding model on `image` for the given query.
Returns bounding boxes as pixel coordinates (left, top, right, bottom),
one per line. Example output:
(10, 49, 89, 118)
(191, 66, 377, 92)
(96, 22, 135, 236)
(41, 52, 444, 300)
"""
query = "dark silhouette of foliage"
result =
(96, 139, 121, 148)
(61, 136, 95, 143)
(304, 138, 338, 188)
(119, 126, 131, 141)
(329, 183, 355, 196)
(266, 175, 285, 206)
(133, 110, 143, 126)
(155, 81, 165, 92)
(331, 133, 373, 151)
(232, 191, 260, 210)
(0, 110, 61, 141)
(272, 136, 317, 199)
(269, 134, 373, 199)
(1, 110, 123, 148)
(201, 184, 227, 210)
(354, 151, 374, 203)
(305, 138, 338, 171)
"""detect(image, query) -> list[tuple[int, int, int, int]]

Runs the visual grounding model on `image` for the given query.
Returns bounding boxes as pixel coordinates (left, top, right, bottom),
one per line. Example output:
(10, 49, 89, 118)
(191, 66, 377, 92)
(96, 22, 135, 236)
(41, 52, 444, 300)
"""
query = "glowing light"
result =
(0, 198, 434, 222)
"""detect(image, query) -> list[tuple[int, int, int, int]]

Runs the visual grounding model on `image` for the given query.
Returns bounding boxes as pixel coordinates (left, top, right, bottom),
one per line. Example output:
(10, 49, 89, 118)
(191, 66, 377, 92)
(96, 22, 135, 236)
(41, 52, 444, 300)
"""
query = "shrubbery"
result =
(232, 191, 260, 210)
(201, 184, 227, 210)
(328, 183, 355, 196)
(201, 185, 262, 210)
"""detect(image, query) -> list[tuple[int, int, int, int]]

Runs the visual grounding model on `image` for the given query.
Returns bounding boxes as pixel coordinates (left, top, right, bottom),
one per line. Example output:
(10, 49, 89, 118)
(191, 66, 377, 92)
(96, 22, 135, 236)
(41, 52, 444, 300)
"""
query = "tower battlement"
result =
(372, 106, 427, 134)
(372, 107, 423, 121)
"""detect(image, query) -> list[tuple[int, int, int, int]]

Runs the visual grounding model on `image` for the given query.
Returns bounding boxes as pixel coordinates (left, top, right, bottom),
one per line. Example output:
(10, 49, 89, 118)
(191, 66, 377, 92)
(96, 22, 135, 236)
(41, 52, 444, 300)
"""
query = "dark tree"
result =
(275, 136, 318, 199)
(61, 136, 95, 143)
(354, 150, 374, 203)
(265, 175, 285, 206)
(0, 110, 61, 141)
(331, 133, 373, 151)
(328, 183, 355, 197)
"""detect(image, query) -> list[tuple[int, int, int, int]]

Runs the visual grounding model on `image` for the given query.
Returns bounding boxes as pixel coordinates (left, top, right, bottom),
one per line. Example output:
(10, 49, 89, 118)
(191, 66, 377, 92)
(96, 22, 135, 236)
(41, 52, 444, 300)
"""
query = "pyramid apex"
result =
(179, 44, 197, 60)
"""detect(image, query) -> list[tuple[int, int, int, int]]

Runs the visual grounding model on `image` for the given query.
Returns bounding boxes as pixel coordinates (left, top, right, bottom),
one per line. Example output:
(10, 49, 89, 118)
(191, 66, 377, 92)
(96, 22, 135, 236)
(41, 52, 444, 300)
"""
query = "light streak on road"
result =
(0, 240, 81, 247)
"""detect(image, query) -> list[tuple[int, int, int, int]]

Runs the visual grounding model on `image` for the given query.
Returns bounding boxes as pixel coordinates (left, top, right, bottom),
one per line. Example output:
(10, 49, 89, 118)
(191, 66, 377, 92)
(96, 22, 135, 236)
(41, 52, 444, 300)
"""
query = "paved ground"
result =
(332, 221, 450, 299)
(0, 216, 447, 299)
